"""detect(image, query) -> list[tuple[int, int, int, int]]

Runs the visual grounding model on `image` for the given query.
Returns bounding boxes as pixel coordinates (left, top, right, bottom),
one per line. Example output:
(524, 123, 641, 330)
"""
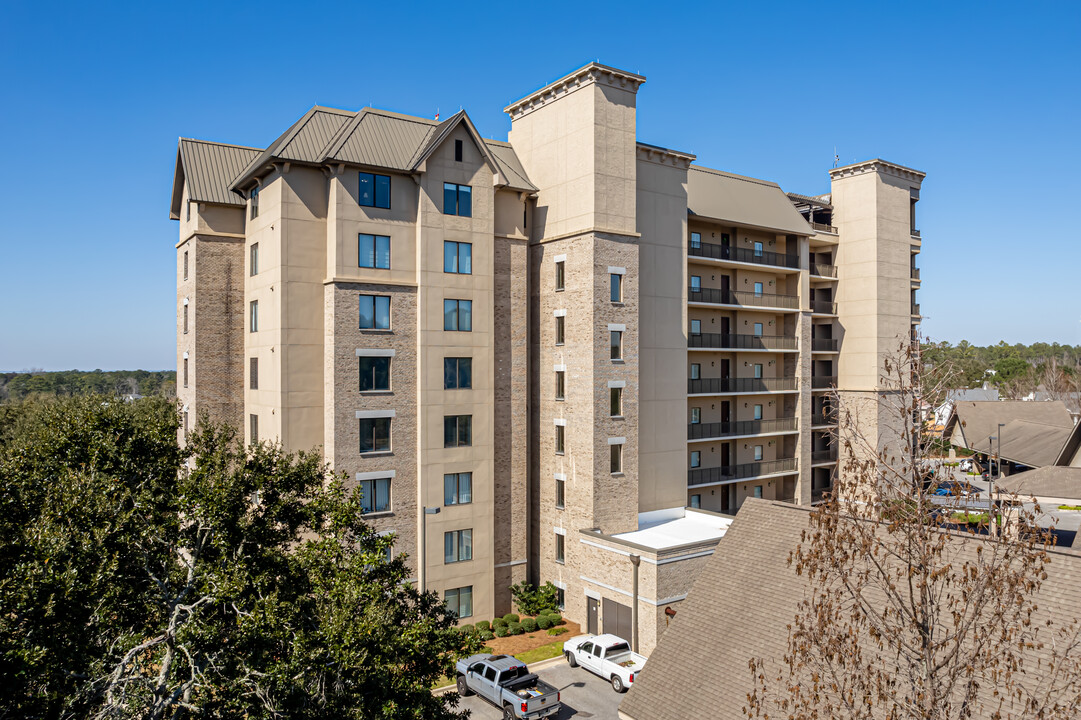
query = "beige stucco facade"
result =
(172, 62, 922, 655)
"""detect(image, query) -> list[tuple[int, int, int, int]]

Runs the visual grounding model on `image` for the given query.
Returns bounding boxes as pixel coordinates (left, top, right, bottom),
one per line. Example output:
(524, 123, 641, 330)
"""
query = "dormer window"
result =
(454, 139, 463, 162)
(359, 172, 391, 209)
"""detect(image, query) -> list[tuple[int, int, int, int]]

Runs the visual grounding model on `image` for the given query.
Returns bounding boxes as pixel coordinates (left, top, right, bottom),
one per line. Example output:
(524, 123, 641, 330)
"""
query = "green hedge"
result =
(536, 615, 553, 630)
(503, 613, 520, 623)
(507, 621, 523, 636)
(547, 627, 569, 636)
(493, 625, 509, 638)
(476, 620, 491, 632)
(492, 617, 508, 629)
(459, 624, 474, 636)
(520, 617, 538, 633)
(478, 629, 495, 641)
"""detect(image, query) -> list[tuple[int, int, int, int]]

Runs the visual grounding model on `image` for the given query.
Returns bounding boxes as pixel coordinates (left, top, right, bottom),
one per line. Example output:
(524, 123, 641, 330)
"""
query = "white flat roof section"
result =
(613, 508, 733, 550)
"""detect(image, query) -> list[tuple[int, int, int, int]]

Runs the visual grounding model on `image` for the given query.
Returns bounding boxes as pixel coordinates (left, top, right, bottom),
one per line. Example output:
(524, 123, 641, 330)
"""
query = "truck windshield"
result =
(606, 642, 630, 655)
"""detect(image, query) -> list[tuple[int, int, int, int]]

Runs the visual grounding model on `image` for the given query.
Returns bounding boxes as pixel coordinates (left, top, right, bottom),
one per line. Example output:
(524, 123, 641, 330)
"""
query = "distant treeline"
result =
(0, 370, 176, 402)
(921, 340, 1080, 395)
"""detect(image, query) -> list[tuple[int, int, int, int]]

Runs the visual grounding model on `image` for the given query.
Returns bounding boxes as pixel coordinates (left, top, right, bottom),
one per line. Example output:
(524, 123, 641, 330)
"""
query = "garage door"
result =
(602, 598, 632, 641)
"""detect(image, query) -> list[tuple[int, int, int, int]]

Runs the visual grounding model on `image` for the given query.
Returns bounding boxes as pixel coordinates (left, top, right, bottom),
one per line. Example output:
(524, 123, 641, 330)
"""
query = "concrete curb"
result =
(433, 653, 568, 695)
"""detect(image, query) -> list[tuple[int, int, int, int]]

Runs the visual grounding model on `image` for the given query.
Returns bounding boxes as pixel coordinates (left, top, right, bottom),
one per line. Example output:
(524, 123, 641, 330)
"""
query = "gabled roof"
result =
(619, 499, 1081, 720)
(973, 419, 1074, 468)
(1055, 421, 1081, 466)
(996, 465, 1081, 501)
(170, 139, 262, 220)
(688, 165, 813, 236)
(323, 107, 437, 171)
(948, 400, 1073, 451)
(485, 140, 537, 193)
(231, 106, 355, 191)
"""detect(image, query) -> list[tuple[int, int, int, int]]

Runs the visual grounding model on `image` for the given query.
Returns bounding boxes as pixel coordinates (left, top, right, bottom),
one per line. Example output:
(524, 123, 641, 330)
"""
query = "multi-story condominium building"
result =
(170, 62, 923, 653)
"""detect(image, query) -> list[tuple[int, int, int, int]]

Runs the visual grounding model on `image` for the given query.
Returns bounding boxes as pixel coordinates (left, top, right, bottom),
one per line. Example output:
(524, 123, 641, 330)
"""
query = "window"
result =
(610, 443, 622, 473)
(556, 586, 565, 610)
(555, 477, 565, 508)
(249, 244, 259, 277)
(754, 363, 763, 379)
(610, 387, 623, 417)
(555, 425, 565, 455)
(555, 371, 565, 400)
(611, 273, 622, 303)
(359, 477, 391, 514)
(444, 299, 472, 332)
(186, 202, 190, 222)
(555, 533, 565, 563)
(753, 322, 763, 337)
(359, 417, 391, 453)
(359, 295, 391, 330)
(754, 241, 764, 257)
(249, 414, 258, 444)
(754, 485, 763, 499)
(183, 411, 189, 437)
(250, 357, 258, 390)
(690, 232, 701, 249)
(690, 319, 701, 336)
(555, 261, 565, 291)
(359, 172, 391, 209)
(359, 234, 391, 269)
(183, 358, 188, 388)
(183, 251, 188, 280)
(444, 357, 472, 389)
(754, 445, 764, 461)
(690, 275, 701, 291)
(183, 305, 189, 334)
(690, 363, 701, 380)
(359, 357, 390, 392)
(690, 450, 701, 468)
(444, 415, 472, 448)
(250, 185, 259, 219)
(443, 241, 472, 274)
(443, 182, 472, 217)
(454, 138, 463, 162)
(754, 404, 763, 420)
(445, 586, 473, 619)
(555, 316, 565, 345)
(610, 331, 623, 360)
(444, 472, 472, 506)
(690, 407, 701, 424)
(690, 494, 701, 509)
(754, 282, 764, 296)
(249, 301, 258, 332)
(444, 529, 473, 563)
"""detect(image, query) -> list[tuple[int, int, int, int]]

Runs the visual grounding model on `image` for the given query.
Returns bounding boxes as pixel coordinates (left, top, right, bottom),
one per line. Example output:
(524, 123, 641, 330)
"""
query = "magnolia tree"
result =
(745, 341, 1081, 720)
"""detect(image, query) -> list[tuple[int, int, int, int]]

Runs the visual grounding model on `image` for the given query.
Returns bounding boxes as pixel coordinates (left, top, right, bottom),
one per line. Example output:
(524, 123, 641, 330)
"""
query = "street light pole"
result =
(419, 506, 440, 593)
(629, 554, 641, 653)
(988, 437, 997, 539)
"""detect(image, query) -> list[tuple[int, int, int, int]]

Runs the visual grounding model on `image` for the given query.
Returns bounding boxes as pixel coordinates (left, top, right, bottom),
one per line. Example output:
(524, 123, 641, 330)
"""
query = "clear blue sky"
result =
(1, 1, 1078, 371)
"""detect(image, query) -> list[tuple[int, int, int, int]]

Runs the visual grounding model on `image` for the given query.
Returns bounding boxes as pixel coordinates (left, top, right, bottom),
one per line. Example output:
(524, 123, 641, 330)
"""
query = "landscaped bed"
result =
(485, 620, 580, 658)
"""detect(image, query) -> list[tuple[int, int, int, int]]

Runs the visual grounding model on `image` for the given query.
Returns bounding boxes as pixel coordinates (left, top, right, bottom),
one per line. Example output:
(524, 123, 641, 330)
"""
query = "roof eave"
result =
(688, 210, 812, 238)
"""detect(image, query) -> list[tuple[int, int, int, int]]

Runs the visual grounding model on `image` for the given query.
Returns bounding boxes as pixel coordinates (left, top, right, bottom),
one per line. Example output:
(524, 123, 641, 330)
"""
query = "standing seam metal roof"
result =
(170, 139, 262, 218)
(688, 165, 814, 236)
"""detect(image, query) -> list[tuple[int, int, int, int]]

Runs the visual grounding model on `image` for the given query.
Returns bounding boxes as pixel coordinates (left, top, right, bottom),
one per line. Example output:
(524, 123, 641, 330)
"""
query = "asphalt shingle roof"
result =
(949, 400, 1073, 451)
(996, 465, 1081, 501)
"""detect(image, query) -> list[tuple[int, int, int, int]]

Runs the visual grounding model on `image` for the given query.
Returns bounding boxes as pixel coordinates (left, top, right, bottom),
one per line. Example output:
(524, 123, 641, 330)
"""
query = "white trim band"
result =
(554, 418, 567, 426)
(554, 472, 566, 481)
(608, 266, 626, 275)
(607, 380, 625, 388)
(356, 469, 396, 481)
(553, 254, 567, 263)
(494, 559, 527, 569)
(356, 409, 396, 419)
(608, 436, 626, 445)
(608, 323, 625, 331)
(356, 348, 396, 357)
(553, 364, 566, 372)
(554, 526, 566, 536)
(553, 309, 567, 317)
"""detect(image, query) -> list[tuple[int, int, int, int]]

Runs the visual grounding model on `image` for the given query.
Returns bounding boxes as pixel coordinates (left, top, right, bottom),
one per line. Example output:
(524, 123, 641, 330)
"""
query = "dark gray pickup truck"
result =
(455, 653, 561, 719)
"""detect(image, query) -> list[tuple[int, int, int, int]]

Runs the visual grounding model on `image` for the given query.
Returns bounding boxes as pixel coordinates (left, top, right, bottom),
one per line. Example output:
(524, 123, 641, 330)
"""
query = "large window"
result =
(444, 357, 472, 389)
(690, 319, 701, 336)
(444, 415, 472, 448)
(754, 445, 764, 461)
(249, 301, 258, 333)
(555, 425, 565, 455)
(610, 387, 623, 417)
(443, 299, 472, 331)
(444, 241, 472, 274)
(359, 477, 391, 514)
(359, 417, 391, 453)
(690, 450, 701, 468)
(444, 529, 472, 563)
(610, 443, 622, 473)
(445, 586, 473, 619)
(690, 232, 701, 249)
(690, 363, 701, 380)
(359, 356, 390, 392)
(555, 371, 565, 401)
(359, 295, 391, 330)
(555, 316, 565, 345)
(555, 533, 565, 563)
(443, 183, 472, 217)
(444, 472, 472, 506)
(690, 407, 701, 424)
(611, 273, 622, 303)
(250, 357, 258, 390)
(359, 234, 391, 269)
(250, 243, 259, 276)
(754, 404, 763, 420)
(610, 330, 623, 360)
(359, 172, 391, 209)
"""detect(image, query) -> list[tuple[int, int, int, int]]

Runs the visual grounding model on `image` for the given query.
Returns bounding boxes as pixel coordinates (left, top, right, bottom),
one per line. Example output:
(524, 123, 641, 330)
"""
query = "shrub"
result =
(493, 625, 509, 638)
(547, 614, 564, 626)
(458, 624, 474, 636)
(492, 617, 508, 629)
(478, 629, 495, 641)
(507, 621, 523, 636)
(503, 613, 520, 623)
(509, 581, 561, 616)
(520, 617, 538, 633)
(547, 626, 569, 636)
(476, 620, 491, 632)
(536, 615, 553, 630)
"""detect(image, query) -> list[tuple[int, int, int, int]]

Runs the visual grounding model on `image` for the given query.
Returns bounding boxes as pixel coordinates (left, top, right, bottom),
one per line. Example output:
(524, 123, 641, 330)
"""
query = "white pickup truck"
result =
(563, 633, 647, 693)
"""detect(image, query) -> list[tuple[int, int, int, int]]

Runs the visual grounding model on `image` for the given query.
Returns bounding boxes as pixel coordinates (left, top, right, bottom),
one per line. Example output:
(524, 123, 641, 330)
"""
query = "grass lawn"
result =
(1059, 505, 1081, 511)
(512, 639, 567, 665)
(951, 511, 1002, 525)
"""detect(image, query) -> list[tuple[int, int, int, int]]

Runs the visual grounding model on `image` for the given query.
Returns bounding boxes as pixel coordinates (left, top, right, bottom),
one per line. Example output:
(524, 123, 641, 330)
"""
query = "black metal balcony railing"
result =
(811, 412, 838, 427)
(811, 375, 838, 389)
(810, 262, 837, 278)
(911, 229, 921, 238)
(812, 449, 838, 464)
(812, 222, 837, 234)
(689, 240, 800, 269)
(911, 267, 921, 280)
(811, 299, 837, 314)
(689, 332, 798, 351)
(811, 338, 839, 352)
(689, 286, 800, 310)
(688, 417, 798, 440)
(688, 377, 798, 394)
(912, 303, 921, 316)
(688, 457, 799, 486)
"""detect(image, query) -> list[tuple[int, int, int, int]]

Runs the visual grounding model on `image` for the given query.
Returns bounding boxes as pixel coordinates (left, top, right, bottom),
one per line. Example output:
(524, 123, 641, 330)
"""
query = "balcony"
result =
(811, 338, 839, 352)
(688, 377, 798, 394)
(811, 412, 837, 427)
(911, 267, 920, 281)
(911, 229, 921, 238)
(811, 375, 837, 390)
(812, 222, 837, 234)
(810, 262, 837, 278)
(912, 303, 921, 316)
(811, 299, 837, 315)
(689, 332, 798, 351)
(689, 286, 799, 310)
(812, 449, 838, 464)
(688, 417, 798, 441)
(688, 457, 799, 487)
(689, 240, 800, 269)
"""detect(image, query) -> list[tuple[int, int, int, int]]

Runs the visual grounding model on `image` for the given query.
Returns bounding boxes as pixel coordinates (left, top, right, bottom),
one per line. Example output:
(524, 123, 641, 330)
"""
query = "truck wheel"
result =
(611, 675, 625, 693)
(565, 651, 578, 667)
(456, 675, 472, 696)
(502, 704, 516, 720)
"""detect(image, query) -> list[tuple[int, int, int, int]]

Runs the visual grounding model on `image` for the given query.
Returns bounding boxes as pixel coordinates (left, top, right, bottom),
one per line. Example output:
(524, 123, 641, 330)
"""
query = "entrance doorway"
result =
(587, 597, 599, 635)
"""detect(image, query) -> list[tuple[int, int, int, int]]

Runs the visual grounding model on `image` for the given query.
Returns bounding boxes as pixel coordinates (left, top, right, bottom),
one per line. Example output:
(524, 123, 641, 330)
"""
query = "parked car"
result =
(455, 654, 561, 719)
(933, 480, 982, 498)
(563, 633, 647, 693)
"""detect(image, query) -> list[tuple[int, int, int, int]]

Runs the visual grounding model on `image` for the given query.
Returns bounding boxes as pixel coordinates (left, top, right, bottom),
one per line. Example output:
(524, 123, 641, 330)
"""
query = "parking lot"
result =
(451, 656, 623, 720)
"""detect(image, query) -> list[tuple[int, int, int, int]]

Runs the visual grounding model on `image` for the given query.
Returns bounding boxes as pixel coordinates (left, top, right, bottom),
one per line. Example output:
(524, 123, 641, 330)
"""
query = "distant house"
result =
(995, 421, 1081, 509)
(932, 386, 999, 432)
(941, 400, 1073, 472)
